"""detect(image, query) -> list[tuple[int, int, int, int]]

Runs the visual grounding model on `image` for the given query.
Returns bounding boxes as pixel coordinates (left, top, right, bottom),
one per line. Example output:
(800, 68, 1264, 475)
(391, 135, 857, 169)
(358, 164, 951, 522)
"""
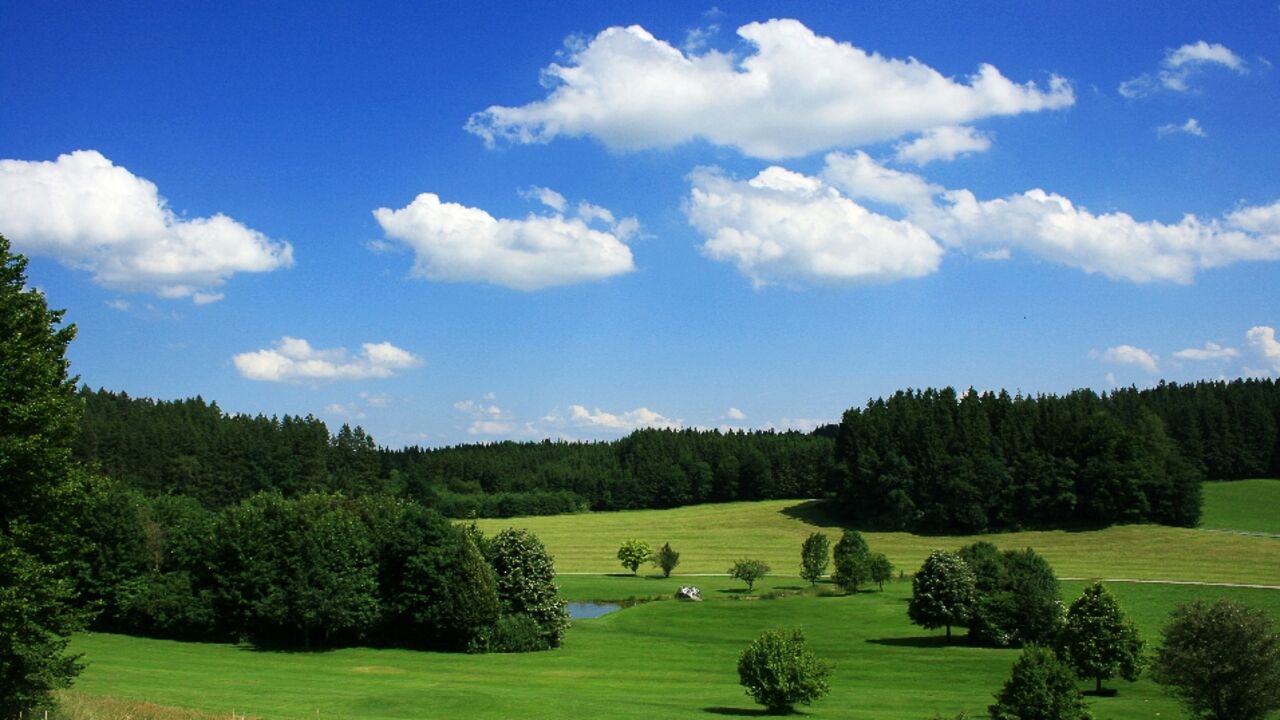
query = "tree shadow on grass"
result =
(777, 500, 844, 527)
(1083, 688, 1119, 698)
(717, 588, 749, 595)
(865, 635, 956, 649)
(703, 707, 783, 716)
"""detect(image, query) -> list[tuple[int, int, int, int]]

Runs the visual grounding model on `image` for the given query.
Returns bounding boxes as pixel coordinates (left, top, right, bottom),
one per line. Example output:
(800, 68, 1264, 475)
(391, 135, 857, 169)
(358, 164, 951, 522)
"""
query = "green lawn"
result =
(1201, 478, 1280, 535)
(478, 497, 1280, 586)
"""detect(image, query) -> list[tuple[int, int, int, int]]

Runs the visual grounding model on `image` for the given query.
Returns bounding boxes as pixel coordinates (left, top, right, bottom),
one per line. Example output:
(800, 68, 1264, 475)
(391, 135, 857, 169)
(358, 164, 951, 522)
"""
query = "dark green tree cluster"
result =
(831, 530, 893, 593)
(832, 386, 1215, 532)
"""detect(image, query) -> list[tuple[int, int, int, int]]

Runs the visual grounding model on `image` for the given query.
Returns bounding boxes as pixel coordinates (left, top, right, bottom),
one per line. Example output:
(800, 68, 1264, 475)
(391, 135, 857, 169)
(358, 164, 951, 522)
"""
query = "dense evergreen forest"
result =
(75, 379, 1280, 534)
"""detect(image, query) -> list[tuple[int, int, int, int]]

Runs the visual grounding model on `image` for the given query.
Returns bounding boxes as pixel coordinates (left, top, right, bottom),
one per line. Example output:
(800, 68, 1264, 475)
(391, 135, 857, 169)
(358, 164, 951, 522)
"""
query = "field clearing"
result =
(65, 581, 1280, 720)
(476, 497, 1280, 586)
(1201, 478, 1280, 534)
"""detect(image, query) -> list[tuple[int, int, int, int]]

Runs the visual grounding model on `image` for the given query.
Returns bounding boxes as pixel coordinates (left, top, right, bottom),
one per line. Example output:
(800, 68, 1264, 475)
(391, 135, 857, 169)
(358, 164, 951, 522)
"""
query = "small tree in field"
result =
(832, 529, 870, 592)
(616, 539, 651, 575)
(737, 628, 831, 714)
(908, 550, 976, 641)
(729, 559, 770, 592)
(799, 532, 830, 586)
(867, 552, 894, 591)
(1152, 599, 1280, 720)
(653, 542, 680, 578)
(1058, 582, 1144, 694)
(989, 645, 1091, 720)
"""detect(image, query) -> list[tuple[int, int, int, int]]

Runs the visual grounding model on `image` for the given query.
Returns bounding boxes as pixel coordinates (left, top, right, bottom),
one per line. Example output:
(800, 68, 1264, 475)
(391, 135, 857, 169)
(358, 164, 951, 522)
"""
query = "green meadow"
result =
(60, 484, 1280, 719)
(1200, 478, 1280, 535)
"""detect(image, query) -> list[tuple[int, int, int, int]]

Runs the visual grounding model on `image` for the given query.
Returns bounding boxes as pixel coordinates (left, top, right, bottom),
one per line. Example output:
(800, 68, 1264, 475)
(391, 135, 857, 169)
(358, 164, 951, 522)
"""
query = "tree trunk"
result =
(1096, 676, 1102, 694)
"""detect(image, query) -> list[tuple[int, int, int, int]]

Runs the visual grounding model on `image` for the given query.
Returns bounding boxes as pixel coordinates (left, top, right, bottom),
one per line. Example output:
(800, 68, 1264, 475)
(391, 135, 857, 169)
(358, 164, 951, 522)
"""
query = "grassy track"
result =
(1201, 478, 1280, 534)
(476, 497, 1280, 585)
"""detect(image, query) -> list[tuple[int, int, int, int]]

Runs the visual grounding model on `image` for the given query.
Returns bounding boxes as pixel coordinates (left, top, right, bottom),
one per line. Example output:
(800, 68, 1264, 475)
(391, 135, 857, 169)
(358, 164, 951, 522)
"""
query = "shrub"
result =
(487, 529, 569, 649)
(737, 628, 832, 714)
(653, 542, 680, 578)
(989, 645, 1091, 720)
(487, 612, 546, 653)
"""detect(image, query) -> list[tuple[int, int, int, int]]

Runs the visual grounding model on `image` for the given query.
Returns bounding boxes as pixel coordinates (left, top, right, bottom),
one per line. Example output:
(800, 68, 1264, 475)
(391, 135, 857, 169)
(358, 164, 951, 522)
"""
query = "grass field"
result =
(476, 497, 1280, 586)
(60, 484, 1280, 719)
(1201, 478, 1280, 535)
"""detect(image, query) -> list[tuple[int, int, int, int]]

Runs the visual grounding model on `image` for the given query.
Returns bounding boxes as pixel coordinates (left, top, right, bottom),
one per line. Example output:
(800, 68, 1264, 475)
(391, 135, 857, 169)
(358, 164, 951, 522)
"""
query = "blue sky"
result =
(3, 2, 1278, 447)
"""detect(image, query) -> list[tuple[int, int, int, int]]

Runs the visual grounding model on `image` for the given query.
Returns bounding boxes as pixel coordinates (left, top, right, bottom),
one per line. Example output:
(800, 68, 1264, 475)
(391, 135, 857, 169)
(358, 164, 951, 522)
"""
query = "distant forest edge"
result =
(74, 379, 1280, 533)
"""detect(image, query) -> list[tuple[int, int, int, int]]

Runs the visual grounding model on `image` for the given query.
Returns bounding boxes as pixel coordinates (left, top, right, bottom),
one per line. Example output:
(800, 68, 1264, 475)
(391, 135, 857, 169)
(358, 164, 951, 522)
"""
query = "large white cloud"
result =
(894, 126, 993, 166)
(466, 19, 1073, 159)
(233, 337, 422, 383)
(686, 165, 943, 287)
(1247, 326, 1280, 372)
(0, 150, 293, 300)
(373, 190, 636, 291)
(823, 152, 1280, 284)
(1173, 342, 1239, 361)
(1119, 40, 1246, 98)
(1094, 345, 1160, 374)
(566, 404, 681, 432)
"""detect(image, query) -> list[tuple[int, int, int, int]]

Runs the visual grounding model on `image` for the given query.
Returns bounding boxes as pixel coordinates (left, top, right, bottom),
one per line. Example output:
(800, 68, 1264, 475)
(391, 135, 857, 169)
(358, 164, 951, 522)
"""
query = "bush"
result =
(729, 559, 770, 592)
(487, 529, 569, 649)
(989, 645, 1091, 720)
(737, 628, 832, 714)
(487, 612, 546, 653)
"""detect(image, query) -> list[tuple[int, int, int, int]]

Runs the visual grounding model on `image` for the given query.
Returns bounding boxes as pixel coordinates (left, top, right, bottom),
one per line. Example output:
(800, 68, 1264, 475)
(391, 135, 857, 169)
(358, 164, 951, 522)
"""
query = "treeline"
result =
(831, 380, 1280, 532)
(74, 387, 835, 513)
(75, 486, 568, 652)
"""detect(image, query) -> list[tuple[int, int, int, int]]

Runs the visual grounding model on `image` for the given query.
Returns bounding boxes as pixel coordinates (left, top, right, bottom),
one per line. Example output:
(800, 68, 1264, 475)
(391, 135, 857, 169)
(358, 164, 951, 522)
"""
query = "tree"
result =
(0, 234, 90, 716)
(487, 529, 570, 649)
(800, 532, 830, 586)
(959, 543, 1061, 647)
(832, 529, 871, 592)
(729, 559, 770, 592)
(989, 645, 1091, 720)
(1057, 583, 1144, 694)
(908, 550, 976, 641)
(867, 552, 894, 591)
(737, 628, 832, 714)
(1152, 599, 1280, 720)
(653, 542, 680, 578)
(616, 539, 652, 575)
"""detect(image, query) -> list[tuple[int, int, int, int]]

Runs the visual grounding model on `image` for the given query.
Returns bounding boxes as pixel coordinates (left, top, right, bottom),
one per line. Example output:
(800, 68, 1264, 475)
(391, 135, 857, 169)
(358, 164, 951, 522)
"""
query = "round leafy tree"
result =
(737, 628, 832, 714)
(989, 645, 1091, 720)
(616, 539, 651, 575)
(729, 558, 770, 592)
(799, 532, 830, 586)
(833, 529, 871, 592)
(1153, 599, 1280, 720)
(1058, 582, 1144, 694)
(908, 550, 976, 641)
(488, 528, 569, 649)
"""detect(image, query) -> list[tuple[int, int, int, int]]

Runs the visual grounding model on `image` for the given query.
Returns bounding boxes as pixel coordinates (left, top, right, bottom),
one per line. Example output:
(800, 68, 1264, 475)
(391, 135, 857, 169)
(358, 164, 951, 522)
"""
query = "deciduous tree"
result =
(729, 559, 770, 592)
(616, 538, 651, 575)
(989, 645, 1091, 720)
(908, 550, 976, 641)
(653, 542, 680, 578)
(737, 628, 831, 714)
(799, 532, 830, 586)
(1057, 582, 1144, 694)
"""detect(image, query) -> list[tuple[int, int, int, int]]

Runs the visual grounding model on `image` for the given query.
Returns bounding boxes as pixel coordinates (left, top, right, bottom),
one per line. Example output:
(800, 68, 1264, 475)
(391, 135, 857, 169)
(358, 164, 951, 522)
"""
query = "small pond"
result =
(566, 602, 622, 619)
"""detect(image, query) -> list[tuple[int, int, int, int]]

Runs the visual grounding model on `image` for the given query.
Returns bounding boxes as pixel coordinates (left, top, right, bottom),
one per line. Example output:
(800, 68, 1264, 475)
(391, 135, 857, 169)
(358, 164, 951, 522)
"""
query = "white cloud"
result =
(233, 337, 422, 383)
(360, 391, 392, 408)
(454, 397, 518, 435)
(1247, 326, 1280, 371)
(567, 404, 682, 431)
(1120, 40, 1246, 97)
(824, 152, 1280, 284)
(1173, 342, 1239, 361)
(1094, 345, 1160, 373)
(521, 185, 567, 213)
(894, 125, 993, 165)
(686, 165, 943, 287)
(467, 19, 1073, 159)
(325, 403, 367, 420)
(106, 299, 130, 312)
(1157, 118, 1206, 138)
(725, 407, 746, 420)
(1105, 372, 1118, 387)
(373, 190, 636, 291)
(0, 150, 293, 300)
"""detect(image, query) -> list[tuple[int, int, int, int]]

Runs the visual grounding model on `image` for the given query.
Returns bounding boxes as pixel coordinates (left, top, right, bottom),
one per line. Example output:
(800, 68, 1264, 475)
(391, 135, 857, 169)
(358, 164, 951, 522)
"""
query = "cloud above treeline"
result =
(374, 189, 637, 291)
(686, 151, 1280, 287)
(467, 19, 1072, 159)
(0, 150, 292, 301)
(233, 337, 422, 383)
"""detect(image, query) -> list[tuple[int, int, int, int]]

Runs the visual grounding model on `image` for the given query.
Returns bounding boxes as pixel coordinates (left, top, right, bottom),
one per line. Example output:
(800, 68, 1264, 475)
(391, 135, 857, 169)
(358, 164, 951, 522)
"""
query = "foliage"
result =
(486, 612, 546, 653)
(988, 645, 1091, 720)
(653, 542, 680, 578)
(1152, 599, 1280, 720)
(867, 552, 894, 590)
(1057, 582, 1144, 694)
(908, 550, 976, 641)
(736, 628, 832, 714)
(961, 545, 1061, 647)
(434, 532, 501, 651)
(799, 532, 830, 586)
(832, 529, 871, 592)
(729, 559, 770, 592)
(0, 235, 91, 717)
(616, 539, 652, 575)
(486, 528, 570, 649)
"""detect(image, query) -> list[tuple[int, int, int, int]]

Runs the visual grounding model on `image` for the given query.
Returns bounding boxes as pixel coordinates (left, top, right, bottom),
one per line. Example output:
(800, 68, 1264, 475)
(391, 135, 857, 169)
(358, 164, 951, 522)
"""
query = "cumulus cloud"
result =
(233, 337, 422, 383)
(1157, 118, 1206, 138)
(1173, 342, 1239, 361)
(467, 19, 1072, 159)
(725, 407, 746, 421)
(1120, 40, 1246, 97)
(686, 165, 943, 287)
(1247, 326, 1280, 372)
(1093, 345, 1160, 373)
(566, 405, 682, 431)
(0, 150, 293, 300)
(373, 189, 636, 291)
(454, 398, 517, 435)
(822, 152, 1280, 284)
(894, 125, 994, 165)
